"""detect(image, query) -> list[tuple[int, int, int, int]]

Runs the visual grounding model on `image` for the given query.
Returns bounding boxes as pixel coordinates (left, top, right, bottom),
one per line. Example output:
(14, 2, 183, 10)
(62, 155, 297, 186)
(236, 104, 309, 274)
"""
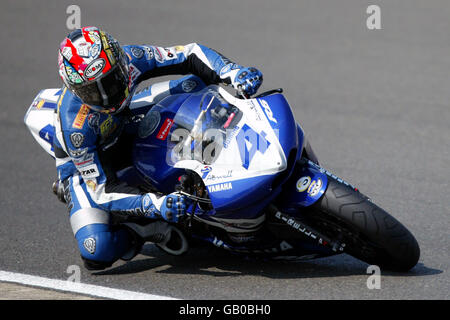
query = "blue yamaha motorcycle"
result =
(25, 84, 420, 271)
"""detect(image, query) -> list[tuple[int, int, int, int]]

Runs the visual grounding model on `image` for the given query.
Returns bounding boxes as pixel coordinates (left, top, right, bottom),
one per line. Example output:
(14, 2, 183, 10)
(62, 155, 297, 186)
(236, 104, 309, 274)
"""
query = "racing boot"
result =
(52, 179, 67, 203)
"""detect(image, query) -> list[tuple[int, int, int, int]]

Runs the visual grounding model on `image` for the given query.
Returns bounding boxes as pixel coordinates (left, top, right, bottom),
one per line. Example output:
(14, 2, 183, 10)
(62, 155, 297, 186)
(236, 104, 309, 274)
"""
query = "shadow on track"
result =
(93, 244, 441, 279)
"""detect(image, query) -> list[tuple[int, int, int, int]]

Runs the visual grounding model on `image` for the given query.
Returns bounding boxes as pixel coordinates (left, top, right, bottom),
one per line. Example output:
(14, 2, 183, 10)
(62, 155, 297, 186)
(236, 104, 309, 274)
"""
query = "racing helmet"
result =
(58, 26, 130, 113)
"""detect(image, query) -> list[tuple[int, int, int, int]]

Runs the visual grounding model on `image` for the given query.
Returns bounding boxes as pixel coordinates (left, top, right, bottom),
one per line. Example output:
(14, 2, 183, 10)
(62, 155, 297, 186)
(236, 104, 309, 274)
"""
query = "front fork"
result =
(267, 204, 346, 253)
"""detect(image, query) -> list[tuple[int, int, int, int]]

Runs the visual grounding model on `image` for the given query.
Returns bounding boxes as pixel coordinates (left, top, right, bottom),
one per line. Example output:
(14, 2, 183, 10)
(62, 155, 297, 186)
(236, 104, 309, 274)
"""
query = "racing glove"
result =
(232, 67, 263, 96)
(142, 192, 187, 223)
(220, 65, 263, 97)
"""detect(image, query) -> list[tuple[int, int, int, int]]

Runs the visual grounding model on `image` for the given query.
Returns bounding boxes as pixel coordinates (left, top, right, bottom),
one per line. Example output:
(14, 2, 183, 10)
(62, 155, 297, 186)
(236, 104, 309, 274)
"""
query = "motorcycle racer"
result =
(54, 26, 263, 270)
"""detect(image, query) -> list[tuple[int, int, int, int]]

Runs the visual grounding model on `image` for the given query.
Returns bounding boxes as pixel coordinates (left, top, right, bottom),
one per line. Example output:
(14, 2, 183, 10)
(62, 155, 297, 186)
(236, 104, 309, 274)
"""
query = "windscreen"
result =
(168, 87, 242, 165)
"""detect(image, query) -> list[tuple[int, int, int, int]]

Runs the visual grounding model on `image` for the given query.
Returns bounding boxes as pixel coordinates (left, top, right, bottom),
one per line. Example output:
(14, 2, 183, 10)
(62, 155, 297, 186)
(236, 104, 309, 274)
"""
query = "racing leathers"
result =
(53, 43, 262, 270)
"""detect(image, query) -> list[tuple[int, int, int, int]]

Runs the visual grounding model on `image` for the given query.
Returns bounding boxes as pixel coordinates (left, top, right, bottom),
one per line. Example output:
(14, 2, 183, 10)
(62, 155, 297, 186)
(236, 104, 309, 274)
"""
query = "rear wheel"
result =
(308, 177, 420, 271)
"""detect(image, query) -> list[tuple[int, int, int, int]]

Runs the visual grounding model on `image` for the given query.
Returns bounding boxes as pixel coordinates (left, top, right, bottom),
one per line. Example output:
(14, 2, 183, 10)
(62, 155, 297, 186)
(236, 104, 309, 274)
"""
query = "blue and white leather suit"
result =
(53, 43, 261, 269)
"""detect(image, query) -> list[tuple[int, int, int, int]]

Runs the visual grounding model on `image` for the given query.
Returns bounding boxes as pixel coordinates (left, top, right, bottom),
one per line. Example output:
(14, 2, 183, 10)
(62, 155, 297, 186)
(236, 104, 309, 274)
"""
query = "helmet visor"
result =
(72, 63, 129, 108)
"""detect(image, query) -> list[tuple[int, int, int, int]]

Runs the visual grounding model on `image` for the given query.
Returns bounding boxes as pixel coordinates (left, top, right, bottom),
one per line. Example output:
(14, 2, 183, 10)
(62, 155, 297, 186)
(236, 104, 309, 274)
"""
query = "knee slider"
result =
(81, 256, 113, 271)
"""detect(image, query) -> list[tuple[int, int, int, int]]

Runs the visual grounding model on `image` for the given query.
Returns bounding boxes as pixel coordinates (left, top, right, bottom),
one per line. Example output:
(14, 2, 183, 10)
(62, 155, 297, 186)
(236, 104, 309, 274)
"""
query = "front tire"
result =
(309, 177, 420, 271)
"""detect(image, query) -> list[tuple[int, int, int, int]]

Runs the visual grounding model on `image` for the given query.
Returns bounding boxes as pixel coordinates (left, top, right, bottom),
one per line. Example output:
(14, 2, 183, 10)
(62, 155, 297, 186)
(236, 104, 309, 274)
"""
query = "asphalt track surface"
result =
(0, 0, 449, 300)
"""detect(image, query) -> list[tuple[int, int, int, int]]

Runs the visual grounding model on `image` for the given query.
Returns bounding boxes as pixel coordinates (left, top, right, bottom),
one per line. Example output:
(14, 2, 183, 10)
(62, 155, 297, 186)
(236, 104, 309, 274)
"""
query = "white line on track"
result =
(0, 270, 178, 300)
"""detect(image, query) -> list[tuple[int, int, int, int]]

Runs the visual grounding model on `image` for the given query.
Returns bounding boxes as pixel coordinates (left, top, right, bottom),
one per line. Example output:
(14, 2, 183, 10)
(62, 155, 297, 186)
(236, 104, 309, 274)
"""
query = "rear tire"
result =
(309, 177, 420, 271)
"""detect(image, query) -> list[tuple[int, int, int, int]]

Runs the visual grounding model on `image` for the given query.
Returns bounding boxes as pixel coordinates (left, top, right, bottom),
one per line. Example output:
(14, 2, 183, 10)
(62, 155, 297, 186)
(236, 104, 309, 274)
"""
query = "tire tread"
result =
(313, 178, 420, 271)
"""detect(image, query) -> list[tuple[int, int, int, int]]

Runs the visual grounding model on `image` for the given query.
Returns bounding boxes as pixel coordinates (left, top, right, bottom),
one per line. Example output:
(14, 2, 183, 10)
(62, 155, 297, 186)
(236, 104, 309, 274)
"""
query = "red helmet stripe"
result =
(65, 38, 84, 67)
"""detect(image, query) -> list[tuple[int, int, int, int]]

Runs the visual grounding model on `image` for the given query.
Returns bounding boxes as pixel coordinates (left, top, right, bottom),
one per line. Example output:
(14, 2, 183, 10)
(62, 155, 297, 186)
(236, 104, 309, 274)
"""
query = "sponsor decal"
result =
(62, 46, 73, 61)
(296, 176, 311, 192)
(259, 99, 277, 124)
(163, 47, 177, 60)
(57, 87, 67, 113)
(83, 237, 96, 254)
(223, 125, 240, 148)
(84, 58, 105, 79)
(219, 63, 239, 77)
(36, 99, 45, 110)
(156, 118, 174, 140)
(141, 194, 153, 213)
(153, 46, 165, 63)
(275, 212, 318, 241)
(79, 163, 100, 179)
(76, 42, 89, 57)
(296, 175, 323, 196)
(31, 98, 39, 108)
(89, 43, 101, 59)
(73, 152, 94, 167)
(307, 179, 323, 197)
(131, 46, 144, 59)
(274, 211, 345, 251)
(70, 132, 84, 148)
(64, 61, 83, 84)
(248, 101, 262, 121)
(141, 194, 157, 216)
(72, 104, 90, 129)
(85, 179, 97, 191)
(205, 170, 233, 182)
(100, 31, 110, 50)
(201, 166, 212, 179)
(87, 112, 100, 134)
(99, 115, 116, 137)
(88, 30, 101, 44)
(174, 45, 185, 52)
(142, 45, 154, 60)
(128, 63, 141, 82)
(104, 47, 116, 65)
(68, 147, 88, 158)
(207, 182, 233, 193)
(181, 80, 197, 92)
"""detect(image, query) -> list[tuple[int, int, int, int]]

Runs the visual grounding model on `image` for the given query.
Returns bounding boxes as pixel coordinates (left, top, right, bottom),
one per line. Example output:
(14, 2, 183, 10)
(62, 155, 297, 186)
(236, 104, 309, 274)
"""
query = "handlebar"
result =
(236, 85, 250, 100)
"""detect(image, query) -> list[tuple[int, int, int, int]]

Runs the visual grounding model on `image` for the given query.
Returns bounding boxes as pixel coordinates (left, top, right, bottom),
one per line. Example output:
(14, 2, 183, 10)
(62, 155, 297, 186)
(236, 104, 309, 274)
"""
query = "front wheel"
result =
(308, 178, 420, 271)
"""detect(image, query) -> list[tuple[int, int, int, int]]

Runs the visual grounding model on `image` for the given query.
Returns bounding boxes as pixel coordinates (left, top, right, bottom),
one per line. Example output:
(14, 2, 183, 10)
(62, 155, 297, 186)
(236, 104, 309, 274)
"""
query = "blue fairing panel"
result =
(257, 93, 300, 160)
(277, 160, 329, 212)
(206, 174, 277, 217)
(132, 95, 190, 193)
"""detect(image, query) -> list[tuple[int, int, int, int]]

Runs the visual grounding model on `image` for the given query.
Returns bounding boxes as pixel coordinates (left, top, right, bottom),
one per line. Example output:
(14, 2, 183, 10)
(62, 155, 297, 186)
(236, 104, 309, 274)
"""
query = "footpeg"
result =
(122, 221, 189, 255)
(156, 226, 189, 256)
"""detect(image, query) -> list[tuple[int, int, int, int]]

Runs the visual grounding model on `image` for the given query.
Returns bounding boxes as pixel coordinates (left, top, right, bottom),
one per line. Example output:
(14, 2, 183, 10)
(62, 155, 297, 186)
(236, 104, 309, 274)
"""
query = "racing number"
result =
(39, 124, 54, 149)
(236, 124, 270, 169)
